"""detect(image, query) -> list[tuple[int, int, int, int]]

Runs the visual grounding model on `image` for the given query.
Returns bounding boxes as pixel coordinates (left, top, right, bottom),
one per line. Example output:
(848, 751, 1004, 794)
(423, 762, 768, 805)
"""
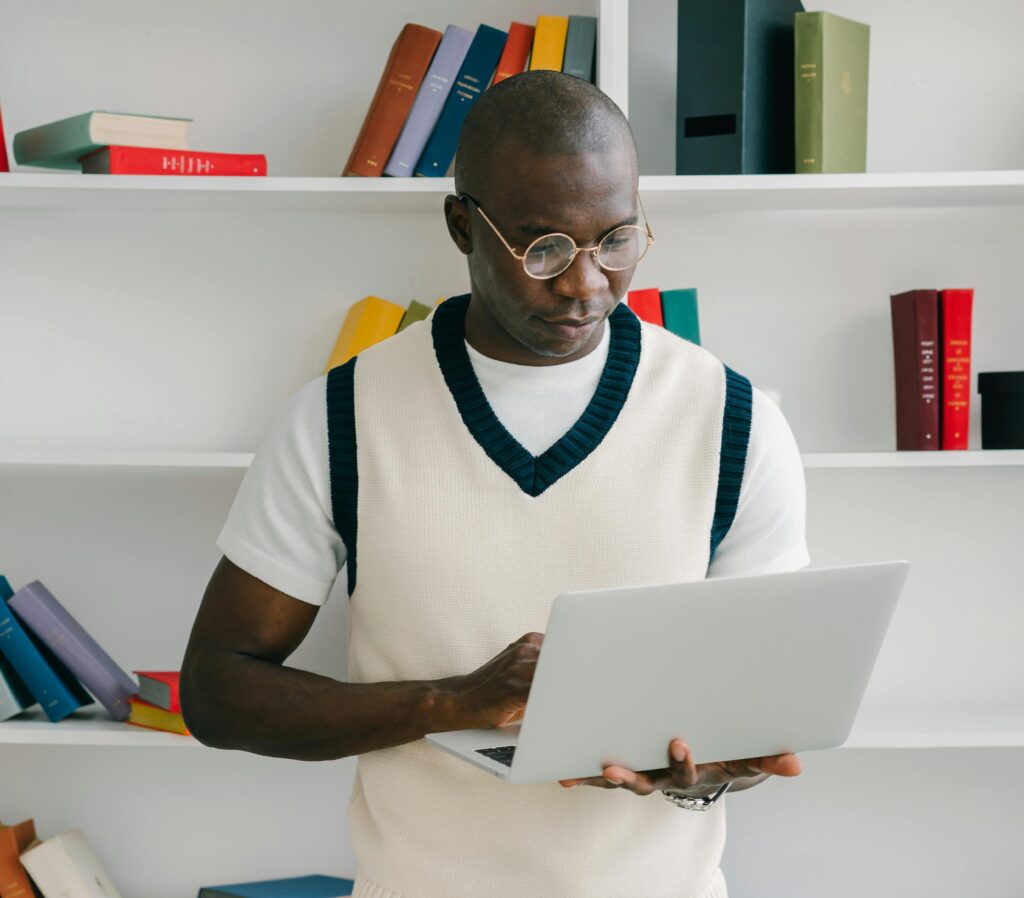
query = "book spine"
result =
(343, 24, 443, 177)
(89, 147, 267, 176)
(627, 288, 664, 326)
(890, 290, 940, 450)
(413, 25, 508, 178)
(493, 22, 535, 84)
(795, 12, 824, 174)
(939, 289, 974, 450)
(8, 582, 137, 721)
(529, 16, 569, 71)
(0, 821, 38, 898)
(0, 652, 36, 721)
(660, 288, 701, 344)
(383, 25, 474, 177)
(562, 16, 596, 83)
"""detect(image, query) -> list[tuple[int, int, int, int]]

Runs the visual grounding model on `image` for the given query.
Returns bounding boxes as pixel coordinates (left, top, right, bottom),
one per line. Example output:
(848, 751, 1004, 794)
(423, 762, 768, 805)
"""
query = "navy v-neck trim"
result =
(432, 294, 641, 497)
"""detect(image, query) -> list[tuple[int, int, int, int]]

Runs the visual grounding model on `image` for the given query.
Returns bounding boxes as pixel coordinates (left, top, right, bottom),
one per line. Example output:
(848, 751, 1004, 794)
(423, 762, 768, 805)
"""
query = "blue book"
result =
(413, 24, 508, 177)
(197, 875, 355, 898)
(384, 25, 474, 177)
(0, 650, 36, 721)
(0, 575, 93, 722)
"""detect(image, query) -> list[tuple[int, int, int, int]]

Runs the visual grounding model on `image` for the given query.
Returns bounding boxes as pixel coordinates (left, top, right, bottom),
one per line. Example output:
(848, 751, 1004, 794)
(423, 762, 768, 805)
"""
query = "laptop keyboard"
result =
(476, 745, 517, 767)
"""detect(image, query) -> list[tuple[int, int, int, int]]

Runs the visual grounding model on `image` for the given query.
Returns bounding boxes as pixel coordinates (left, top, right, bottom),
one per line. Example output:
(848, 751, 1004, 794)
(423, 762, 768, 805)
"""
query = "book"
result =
(627, 287, 664, 326)
(562, 16, 597, 83)
(197, 874, 355, 898)
(890, 289, 940, 451)
(413, 25, 508, 177)
(676, 0, 804, 175)
(8, 582, 137, 722)
(81, 147, 267, 176)
(19, 831, 122, 898)
(0, 649, 36, 722)
(396, 300, 432, 333)
(133, 670, 180, 712)
(322, 296, 406, 373)
(127, 696, 190, 736)
(0, 103, 9, 172)
(0, 578, 93, 722)
(383, 25, 474, 177)
(660, 288, 701, 344)
(342, 23, 443, 177)
(493, 22, 535, 84)
(12, 111, 191, 170)
(529, 16, 569, 71)
(0, 819, 40, 898)
(794, 11, 870, 173)
(939, 288, 974, 450)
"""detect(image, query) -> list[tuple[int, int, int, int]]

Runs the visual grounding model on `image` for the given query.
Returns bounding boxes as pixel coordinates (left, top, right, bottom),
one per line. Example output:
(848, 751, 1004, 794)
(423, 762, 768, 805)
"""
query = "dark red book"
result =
(939, 288, 974, 450)
(890, 289, 940, 450)
(342, 23, 442, 177)
(0, 104, 9, 172)
(627, 288, 664, 326)
(81, 146, 266, 176)
(493, 22, 535, 84)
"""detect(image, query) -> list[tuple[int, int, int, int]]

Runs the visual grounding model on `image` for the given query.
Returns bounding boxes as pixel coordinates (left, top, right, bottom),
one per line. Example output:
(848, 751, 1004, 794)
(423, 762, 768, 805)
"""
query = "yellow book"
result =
(323, 295, 406, 373)
(127, 698, 190, 736)
(529, 16, 569, 71)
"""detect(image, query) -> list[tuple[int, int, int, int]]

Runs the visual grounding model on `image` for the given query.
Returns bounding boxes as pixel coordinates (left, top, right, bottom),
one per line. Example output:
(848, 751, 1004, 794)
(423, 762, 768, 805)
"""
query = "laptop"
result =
(426, 560, 909, 784)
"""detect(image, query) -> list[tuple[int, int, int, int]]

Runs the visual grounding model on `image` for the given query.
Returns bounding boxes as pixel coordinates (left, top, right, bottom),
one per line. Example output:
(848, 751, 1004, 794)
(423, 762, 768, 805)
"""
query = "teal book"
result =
(413, 24, 508, 177)
(198, 875, 354, 898)
(13, 110, 192, 170)
(661, 288, 701, 345)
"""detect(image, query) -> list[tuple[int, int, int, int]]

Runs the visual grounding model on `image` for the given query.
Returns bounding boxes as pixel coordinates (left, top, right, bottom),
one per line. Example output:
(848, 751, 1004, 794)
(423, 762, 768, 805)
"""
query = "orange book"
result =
(493, 22, 535, 84)
(323, 296, 407, 373)
(0, 819, 40, 898)
(529, 16, 569, 71)
(127, 697, 190, 736)
(342, 23, 442, 177)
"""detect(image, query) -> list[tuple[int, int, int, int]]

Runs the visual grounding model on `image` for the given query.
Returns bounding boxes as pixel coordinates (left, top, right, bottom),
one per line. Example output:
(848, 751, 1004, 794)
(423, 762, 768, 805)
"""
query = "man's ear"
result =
(444, 194, 473, 256)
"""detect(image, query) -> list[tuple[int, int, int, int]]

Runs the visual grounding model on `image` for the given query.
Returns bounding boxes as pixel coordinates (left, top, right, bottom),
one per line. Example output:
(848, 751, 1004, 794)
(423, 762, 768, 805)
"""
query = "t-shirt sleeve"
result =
(216, 375, 346, 605)
(707, 387, 810, 578)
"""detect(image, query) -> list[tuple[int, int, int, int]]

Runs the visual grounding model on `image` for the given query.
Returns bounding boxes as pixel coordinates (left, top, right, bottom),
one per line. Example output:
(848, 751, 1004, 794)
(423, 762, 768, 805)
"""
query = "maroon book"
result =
(890, 289, 940, 450)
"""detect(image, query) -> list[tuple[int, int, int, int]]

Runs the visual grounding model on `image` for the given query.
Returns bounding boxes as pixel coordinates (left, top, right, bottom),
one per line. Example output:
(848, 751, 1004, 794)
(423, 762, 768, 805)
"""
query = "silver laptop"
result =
(426, 561, 909, 784)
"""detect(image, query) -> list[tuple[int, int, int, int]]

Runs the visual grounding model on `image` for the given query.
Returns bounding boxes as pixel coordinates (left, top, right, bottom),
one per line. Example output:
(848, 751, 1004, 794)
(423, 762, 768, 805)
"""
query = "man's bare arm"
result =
(180, 557, 541, 761)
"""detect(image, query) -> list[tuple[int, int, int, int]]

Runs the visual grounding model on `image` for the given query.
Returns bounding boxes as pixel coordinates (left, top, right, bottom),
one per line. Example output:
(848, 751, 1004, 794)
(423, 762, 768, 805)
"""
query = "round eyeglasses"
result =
(458, 192, 655, 280)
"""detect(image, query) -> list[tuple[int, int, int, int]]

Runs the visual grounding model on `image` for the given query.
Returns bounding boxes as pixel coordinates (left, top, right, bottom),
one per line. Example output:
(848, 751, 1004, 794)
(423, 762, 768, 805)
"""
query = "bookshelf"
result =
(1, 1, 1023, 897)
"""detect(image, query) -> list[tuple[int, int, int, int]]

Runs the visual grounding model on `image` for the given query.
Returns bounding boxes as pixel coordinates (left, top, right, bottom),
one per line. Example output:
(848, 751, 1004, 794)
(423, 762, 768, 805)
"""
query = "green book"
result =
(660, 288, 701, 345)
(794, 12, 870, 173)
(13, 110, 191, 170)
(396, 299, 432, 333)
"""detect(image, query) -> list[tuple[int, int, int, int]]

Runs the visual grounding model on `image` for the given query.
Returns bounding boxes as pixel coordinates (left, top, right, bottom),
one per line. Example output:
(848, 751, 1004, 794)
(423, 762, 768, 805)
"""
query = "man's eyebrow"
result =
(516, 214, 639, 238)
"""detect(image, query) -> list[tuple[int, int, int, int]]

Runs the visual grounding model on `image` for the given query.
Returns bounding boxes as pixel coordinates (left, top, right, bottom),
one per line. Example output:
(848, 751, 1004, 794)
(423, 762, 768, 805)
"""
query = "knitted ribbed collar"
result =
(431, 293, 641, 497)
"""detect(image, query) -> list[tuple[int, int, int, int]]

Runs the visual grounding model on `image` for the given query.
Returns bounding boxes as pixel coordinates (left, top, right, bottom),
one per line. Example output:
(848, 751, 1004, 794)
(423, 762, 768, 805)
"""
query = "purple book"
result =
(383, 24, 474, 177)
(8, 581, 137, 721)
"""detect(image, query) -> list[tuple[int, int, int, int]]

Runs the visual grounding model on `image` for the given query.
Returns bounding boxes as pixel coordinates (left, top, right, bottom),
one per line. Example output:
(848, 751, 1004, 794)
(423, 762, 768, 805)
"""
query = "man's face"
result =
(447, 146, 640, 366)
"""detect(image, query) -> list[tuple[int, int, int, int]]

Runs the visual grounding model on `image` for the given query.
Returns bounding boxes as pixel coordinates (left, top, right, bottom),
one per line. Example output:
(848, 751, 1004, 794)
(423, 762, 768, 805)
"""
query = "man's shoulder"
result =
(636, 317, 732, 378)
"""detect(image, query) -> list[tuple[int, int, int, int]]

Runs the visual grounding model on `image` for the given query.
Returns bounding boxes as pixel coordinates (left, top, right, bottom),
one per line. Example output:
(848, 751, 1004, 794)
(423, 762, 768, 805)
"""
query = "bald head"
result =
(453, 70, 638, 199)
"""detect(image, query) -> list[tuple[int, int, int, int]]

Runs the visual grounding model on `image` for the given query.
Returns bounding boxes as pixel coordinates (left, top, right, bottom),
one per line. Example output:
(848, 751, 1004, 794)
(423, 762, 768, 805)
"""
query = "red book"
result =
(80, 146, 266, 176)
(627, 287, 664, 326)
(342, 23, 443, 177)
(133, 669, 180, 712)
(493, 22, 535, 84)
(939, 288, 974, 450)
(0, 103, 9, 172)
(890, 289, 940, 450)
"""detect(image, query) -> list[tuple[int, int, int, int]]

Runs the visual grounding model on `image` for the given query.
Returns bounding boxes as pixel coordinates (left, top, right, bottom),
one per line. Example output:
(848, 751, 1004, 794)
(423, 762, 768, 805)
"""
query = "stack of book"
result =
(890, 288, 974, 450)
(12, 110, 267, 175)
(128, 670, 190, 735)
(323, 296, 438, 373)
(343, 14, 597, 178)
(627, 287, 702, 345)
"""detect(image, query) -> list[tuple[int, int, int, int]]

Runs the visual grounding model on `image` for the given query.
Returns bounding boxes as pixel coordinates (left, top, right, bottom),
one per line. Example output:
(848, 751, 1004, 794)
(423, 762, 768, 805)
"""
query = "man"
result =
(182, 70, 809, 898)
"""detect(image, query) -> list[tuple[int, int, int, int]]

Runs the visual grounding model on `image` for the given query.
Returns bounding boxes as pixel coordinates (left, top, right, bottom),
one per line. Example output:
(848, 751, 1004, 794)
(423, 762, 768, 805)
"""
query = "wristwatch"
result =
(662, 781, 732, 811)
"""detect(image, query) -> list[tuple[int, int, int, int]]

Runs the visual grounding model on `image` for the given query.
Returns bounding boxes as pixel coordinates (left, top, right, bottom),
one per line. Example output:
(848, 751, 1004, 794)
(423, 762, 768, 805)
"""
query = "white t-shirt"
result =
(217, 324, 810, 605)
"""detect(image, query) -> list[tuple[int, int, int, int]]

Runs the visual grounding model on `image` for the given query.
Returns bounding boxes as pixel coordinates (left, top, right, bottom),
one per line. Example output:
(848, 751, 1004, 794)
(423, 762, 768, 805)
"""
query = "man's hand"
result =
(438, 632, 544, 730)
(558, 739, 802, 796)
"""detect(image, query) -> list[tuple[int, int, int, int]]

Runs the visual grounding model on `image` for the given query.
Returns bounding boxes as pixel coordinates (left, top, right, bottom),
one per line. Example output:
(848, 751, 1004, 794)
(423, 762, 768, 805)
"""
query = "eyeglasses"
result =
(457, 192, 655, 280)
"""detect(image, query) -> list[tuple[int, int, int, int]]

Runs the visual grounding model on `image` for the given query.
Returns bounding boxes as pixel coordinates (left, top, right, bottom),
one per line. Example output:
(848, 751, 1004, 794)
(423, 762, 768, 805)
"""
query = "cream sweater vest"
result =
(326, 295, 751, 898)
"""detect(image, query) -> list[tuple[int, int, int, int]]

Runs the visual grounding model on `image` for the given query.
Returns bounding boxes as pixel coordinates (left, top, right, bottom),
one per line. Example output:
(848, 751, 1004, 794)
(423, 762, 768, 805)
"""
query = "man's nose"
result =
(551, 248, 608, 300)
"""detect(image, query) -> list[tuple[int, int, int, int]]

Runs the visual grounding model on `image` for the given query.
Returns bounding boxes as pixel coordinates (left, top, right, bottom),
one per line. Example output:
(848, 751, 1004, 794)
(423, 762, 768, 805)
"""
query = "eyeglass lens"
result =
(523, 226, 649, 279)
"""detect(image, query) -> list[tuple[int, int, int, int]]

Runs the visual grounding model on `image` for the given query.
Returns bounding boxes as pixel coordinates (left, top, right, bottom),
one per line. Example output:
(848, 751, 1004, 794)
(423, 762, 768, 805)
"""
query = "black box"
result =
(977, 371, 1024, 449)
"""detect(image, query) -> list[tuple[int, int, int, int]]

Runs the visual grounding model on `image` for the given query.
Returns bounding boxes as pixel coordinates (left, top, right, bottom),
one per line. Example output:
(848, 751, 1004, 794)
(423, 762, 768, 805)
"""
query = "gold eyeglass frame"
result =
(457, 191, 656, 280)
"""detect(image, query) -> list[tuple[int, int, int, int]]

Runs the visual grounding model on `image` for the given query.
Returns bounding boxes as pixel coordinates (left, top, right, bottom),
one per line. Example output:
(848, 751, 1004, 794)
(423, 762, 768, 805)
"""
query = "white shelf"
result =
(3, 449, 1023, 470)
(3, 170, 1024, 214)
(4, 704, 1022, 749)
(0, 706, 197, 747)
